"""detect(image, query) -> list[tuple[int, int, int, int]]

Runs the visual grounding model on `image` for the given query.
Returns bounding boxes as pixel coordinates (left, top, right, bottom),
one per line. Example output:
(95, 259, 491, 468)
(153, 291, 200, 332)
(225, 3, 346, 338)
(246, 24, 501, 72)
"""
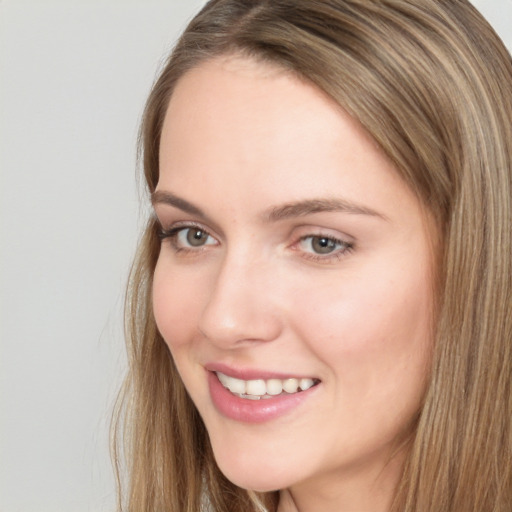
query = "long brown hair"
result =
(113, 1, 512, 510)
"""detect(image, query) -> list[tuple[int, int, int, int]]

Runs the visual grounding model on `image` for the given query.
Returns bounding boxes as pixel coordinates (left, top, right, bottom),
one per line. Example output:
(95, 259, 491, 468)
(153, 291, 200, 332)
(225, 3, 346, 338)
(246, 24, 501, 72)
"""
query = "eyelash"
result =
(294, 235, 354, 263)
(157, 223, 354, 262)
(157, 223, 216, 254)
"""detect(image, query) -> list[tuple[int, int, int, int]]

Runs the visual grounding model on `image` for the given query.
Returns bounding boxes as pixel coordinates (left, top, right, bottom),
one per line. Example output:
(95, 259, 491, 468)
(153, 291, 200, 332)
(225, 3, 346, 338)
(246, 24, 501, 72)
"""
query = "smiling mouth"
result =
(215, 371, 320, 400)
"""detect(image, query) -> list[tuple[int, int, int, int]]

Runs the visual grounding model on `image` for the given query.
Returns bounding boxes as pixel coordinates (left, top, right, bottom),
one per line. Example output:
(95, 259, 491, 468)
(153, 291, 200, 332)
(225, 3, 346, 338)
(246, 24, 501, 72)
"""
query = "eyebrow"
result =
(265, 198, 386, 221)
(151, 191, 207, 218)
(151, 190, 386, 222)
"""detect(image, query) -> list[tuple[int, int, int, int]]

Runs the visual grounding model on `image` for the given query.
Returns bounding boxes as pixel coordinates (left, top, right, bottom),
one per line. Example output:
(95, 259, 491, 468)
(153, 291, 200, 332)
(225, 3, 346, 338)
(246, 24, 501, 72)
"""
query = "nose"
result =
(198, 252, 283, 348)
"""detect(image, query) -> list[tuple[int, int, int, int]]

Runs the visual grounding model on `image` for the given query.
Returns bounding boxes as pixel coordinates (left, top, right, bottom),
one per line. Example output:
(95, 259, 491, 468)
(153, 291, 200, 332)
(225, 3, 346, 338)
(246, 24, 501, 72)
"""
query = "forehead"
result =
(162, 55, 340, 147)
(159, 55, 394, 191)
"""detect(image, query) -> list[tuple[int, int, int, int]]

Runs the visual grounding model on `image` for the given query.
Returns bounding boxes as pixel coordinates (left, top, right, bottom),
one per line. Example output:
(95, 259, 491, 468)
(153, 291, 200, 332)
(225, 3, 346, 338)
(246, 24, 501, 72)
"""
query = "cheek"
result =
(290, 267, 433, 389)
(290, 270, 433, 455)
(152, 258, 204, 349)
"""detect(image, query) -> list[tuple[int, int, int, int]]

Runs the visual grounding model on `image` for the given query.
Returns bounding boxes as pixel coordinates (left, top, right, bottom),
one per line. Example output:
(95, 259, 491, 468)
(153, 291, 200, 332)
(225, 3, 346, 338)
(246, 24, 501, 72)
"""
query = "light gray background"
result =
(1, 1, 510, 511)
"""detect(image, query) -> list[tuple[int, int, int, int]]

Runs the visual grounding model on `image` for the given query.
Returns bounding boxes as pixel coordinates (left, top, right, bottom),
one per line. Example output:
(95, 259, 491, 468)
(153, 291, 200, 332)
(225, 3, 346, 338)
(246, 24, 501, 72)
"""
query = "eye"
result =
(177, 227, 215, 248)
(297, 235, 353, 259)
(158, 225, 218, 251)
(302, 236, 339, 254)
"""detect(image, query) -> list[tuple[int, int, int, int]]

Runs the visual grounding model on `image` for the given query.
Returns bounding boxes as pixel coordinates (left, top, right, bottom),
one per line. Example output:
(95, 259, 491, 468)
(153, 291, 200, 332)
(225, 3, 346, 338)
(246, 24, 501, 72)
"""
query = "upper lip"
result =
(204, 362, 318, 381)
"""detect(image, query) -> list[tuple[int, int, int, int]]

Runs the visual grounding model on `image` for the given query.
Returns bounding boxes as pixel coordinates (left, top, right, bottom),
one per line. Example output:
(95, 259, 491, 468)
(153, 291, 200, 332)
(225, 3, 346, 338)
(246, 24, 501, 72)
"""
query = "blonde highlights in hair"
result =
(113, 1, 512, 510)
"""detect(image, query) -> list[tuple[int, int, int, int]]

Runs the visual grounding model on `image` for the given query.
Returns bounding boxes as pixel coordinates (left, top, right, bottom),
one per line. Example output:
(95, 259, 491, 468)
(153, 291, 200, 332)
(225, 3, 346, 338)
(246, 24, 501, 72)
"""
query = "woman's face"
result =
(153, 56, 435, 503)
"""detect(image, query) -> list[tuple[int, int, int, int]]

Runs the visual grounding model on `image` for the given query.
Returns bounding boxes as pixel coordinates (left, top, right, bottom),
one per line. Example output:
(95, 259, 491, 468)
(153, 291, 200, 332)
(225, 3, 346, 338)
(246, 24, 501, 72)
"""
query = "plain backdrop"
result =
(1, 1, 511, 511)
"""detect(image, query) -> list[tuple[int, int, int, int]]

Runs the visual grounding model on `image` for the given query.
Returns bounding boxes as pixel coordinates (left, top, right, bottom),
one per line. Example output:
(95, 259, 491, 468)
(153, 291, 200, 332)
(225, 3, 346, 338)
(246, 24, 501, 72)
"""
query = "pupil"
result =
(312, 237, 335, 254)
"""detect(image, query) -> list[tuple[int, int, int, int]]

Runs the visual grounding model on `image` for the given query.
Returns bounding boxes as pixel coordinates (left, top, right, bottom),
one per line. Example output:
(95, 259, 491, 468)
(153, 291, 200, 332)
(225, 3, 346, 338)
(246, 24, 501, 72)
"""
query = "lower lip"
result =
(208, 371, 318, 424)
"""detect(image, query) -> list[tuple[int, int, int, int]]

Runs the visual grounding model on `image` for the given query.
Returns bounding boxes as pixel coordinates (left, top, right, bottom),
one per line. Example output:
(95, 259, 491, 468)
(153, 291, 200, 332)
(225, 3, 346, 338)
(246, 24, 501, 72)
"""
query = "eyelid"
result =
(157, 221, 220, 251)
(152, 203, 225, 240)
(289, 225, 355, 245)
(157, 219, 214, 236)
(288, 227, 355, 263)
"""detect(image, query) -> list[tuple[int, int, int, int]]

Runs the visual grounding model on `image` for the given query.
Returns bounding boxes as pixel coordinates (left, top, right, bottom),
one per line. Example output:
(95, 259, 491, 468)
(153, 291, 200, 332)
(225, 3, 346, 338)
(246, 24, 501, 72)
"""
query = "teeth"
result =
(299, 378, 315, 391)
(246, 379, 266, 396)
(241, 394, 261, 400)
(216, 372, 317, 398)
(217, 371, 246, 394)
(283, 378, 299, 393)
(266, 379, 283, 395)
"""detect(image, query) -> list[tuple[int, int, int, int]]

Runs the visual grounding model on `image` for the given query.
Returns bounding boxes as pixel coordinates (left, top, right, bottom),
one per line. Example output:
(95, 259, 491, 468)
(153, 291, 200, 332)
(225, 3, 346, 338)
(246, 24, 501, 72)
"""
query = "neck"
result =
(277, 490, 299, 512)
(276, 451, 404, 512)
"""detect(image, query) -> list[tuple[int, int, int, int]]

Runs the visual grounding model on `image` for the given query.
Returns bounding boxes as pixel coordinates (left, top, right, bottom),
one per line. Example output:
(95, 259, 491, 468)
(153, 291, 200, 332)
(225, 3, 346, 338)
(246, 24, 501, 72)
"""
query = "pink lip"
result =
(204, 362, 314, 381)
(207, 370, 319, 424)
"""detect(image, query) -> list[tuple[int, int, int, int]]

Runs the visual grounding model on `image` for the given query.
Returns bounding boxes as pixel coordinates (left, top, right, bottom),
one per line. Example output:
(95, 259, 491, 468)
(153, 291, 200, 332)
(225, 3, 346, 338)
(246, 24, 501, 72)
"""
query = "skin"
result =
(152, 55, 436, 512)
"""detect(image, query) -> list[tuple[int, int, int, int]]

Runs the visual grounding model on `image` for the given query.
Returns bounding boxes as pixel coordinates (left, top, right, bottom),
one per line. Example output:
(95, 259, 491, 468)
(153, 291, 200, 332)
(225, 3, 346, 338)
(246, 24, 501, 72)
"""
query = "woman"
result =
(113, 1, 512, 511)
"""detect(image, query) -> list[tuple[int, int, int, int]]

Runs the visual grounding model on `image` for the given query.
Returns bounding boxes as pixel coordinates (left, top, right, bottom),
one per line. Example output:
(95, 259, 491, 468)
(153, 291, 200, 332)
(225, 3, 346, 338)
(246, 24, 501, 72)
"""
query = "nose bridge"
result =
(198, 246, 282, 346)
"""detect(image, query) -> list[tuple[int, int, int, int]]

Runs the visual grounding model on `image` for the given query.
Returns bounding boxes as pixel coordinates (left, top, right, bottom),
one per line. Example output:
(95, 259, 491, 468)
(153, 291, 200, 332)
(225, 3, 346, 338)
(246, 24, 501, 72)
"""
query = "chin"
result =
(218, 467, 284, 493)
(211, 446, 298, 492)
